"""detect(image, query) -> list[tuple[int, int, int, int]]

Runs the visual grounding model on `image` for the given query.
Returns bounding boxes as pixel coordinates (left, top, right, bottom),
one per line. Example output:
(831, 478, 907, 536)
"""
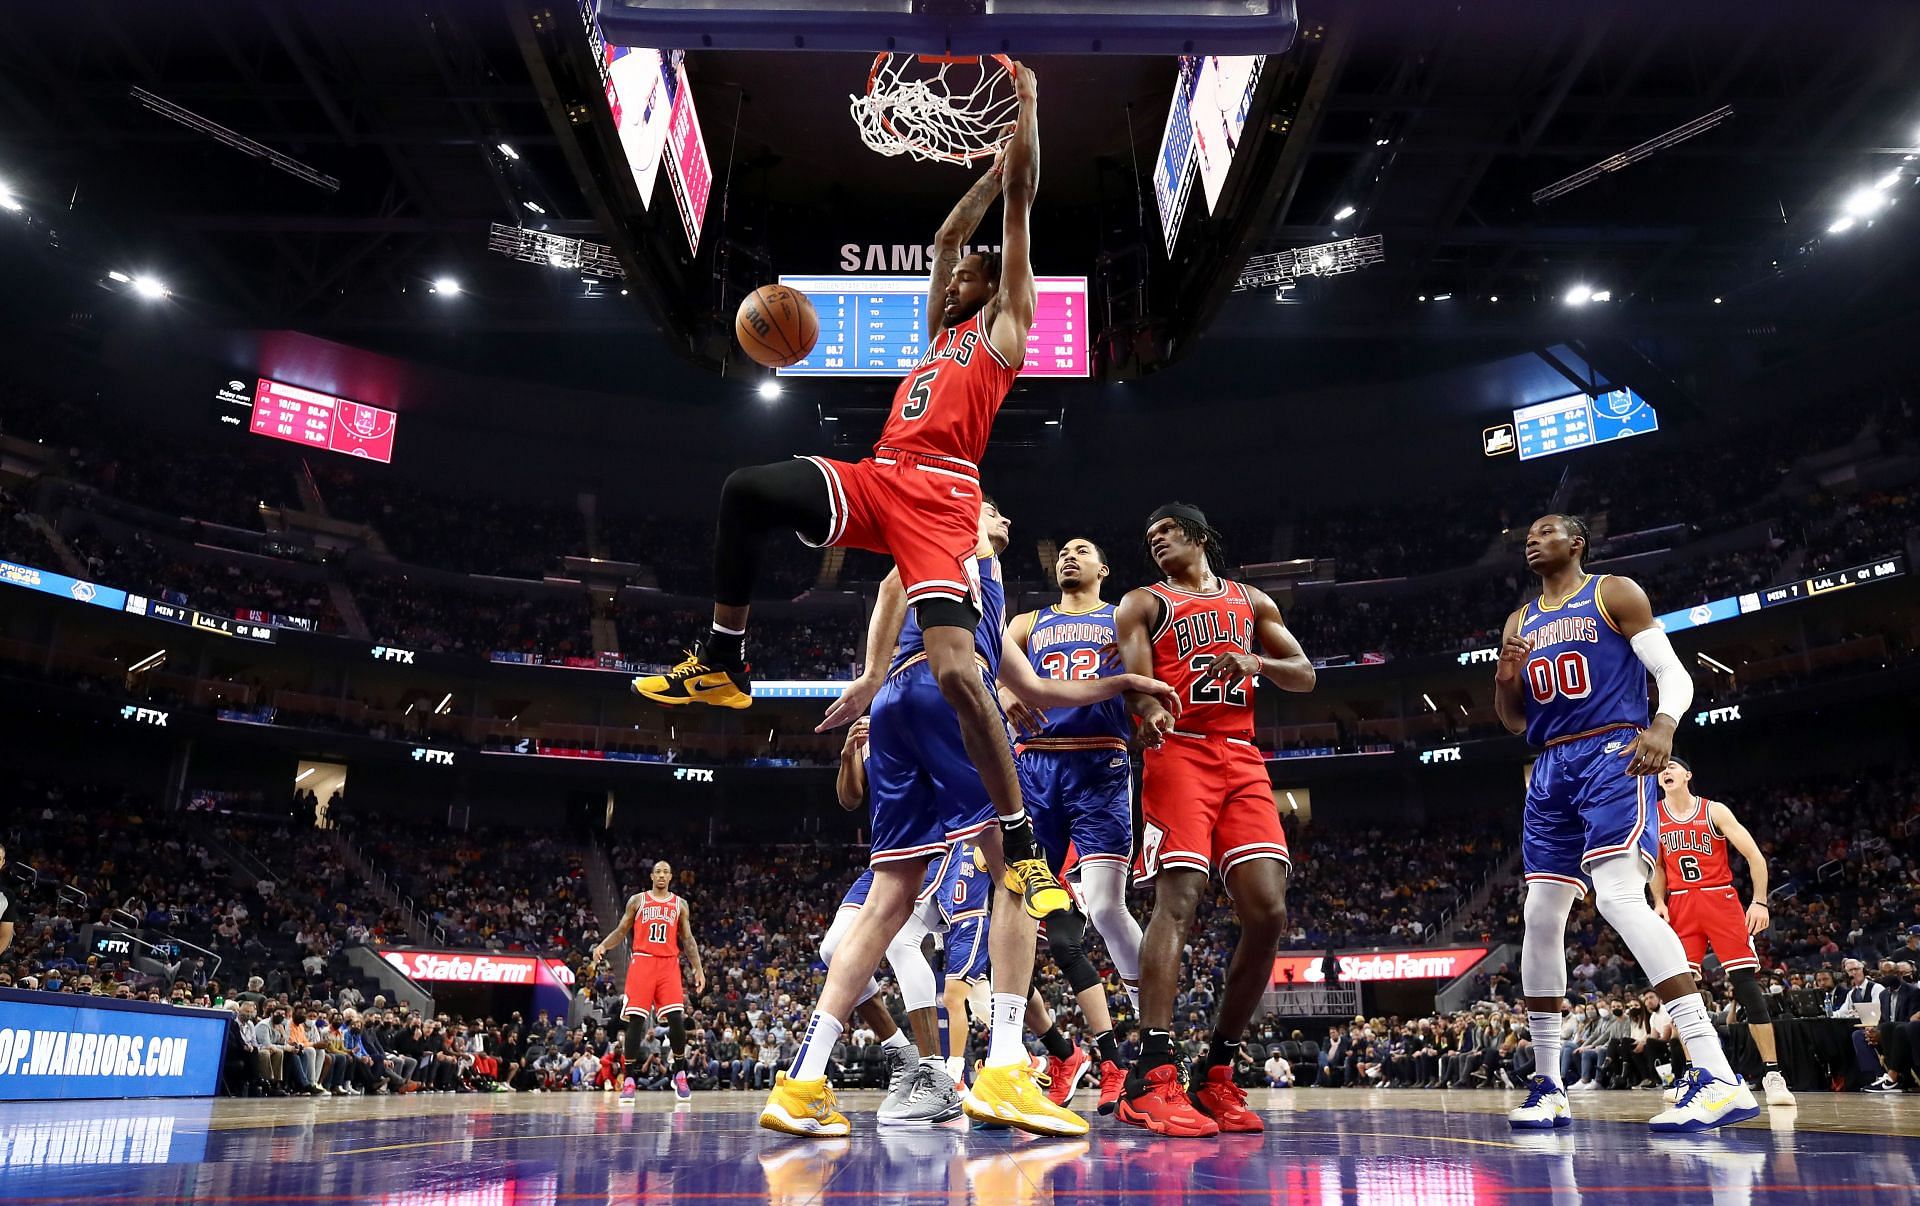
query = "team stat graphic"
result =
(774, 275, 1089, 378)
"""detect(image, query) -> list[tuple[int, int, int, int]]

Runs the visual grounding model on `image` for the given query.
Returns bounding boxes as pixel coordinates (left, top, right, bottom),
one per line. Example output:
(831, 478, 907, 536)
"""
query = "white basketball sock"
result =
(1664, 994, 1734, 1082)
(986, 992, 1029, 1067)
(789, 1010, 842, 1083)
(1527, 1012, 1564, 1089)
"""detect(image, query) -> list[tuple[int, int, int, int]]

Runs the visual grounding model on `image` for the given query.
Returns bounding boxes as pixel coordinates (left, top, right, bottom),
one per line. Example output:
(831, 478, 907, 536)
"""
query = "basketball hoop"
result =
(851, 53, 1018, 166)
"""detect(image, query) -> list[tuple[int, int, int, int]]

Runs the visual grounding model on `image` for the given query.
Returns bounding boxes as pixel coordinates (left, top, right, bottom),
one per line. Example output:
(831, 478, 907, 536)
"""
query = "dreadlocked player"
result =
(1112, 502, 1316, 1136)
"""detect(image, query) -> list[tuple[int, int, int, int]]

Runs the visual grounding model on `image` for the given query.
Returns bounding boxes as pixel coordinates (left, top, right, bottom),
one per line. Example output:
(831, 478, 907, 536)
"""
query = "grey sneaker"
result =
(878, 1061, 964, 1127)
(882, 1042, 916, 1097)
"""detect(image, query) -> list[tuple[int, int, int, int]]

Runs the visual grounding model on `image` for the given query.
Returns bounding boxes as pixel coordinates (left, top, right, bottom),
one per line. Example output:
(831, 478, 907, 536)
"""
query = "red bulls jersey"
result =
(631, 891, 684, 958)
(1657, 796, 1733, 891)
(878, 309, 1019, 467)
(1145, 579, 1259, 741)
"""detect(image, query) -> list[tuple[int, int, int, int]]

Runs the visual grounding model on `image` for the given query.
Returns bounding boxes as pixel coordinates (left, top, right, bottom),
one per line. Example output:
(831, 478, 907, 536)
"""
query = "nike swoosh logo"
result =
(951, 487, 973, 498)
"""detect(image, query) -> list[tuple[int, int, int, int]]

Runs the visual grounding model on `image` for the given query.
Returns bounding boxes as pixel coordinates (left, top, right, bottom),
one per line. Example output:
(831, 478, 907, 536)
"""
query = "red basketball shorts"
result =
(1668, 885, 1759, 973)
(1134, 731, 1290, 886)
(797, 449, 982, 609)
(622, 954, 685, 1018)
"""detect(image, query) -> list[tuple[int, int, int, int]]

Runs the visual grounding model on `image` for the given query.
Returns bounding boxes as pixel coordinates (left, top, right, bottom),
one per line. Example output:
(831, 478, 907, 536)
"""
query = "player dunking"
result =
(632, 63, 1072, 925)
(1114, 503, 1316, 1137)
(591, 860, 706, 1102)
(1003, 536, 1147, 1113)
(1650, 757, 1796, 1108)
(759, 500, 1175, 1138)
(1495, 514, 1759, 1133)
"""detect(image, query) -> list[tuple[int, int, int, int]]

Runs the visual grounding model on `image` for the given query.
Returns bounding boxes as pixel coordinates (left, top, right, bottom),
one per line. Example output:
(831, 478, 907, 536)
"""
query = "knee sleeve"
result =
(1077, 863, 1143, 983)
(1045, 907, 1102, 995)
(1589, 855, 1692, 986)
(820, 908, 857, 968)
(886, 913, 939, 1013)
(1521, 879, 1580, 998)
(1729, 969, 1771, 1024)
(623, 1020, 647, 1063)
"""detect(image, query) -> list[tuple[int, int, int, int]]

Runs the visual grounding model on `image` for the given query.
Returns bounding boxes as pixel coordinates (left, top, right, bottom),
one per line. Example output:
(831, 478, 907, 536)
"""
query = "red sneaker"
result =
(1190, 1065, 1264, 1133)
(1116, 1064, 1219, 1137)
(1097, 1060, 1126, 1116)
(1044, 1047, 1091, 1106)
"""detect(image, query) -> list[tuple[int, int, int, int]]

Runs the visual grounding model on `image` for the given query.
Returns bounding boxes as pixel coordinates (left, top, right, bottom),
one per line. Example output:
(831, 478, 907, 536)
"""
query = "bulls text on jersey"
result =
(1660, 828, 1717, 857)
(1170, 607, 1251, 659)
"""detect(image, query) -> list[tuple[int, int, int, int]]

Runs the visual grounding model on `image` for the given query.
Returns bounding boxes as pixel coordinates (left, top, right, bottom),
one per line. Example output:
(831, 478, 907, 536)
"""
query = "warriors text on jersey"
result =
(1516, 574, 1648, 747)
(1657, 796, 1733, 891)
(1016, 602, 1128, 751)
(632, 892, 684, 959)
(1145, 579, 1259, 741)
(880, 309, 1019, 467)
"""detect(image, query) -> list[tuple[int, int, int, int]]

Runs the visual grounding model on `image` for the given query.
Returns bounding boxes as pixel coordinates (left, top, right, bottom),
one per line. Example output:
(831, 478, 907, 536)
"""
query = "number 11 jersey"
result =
(632, 891, 684, 959)
(1516, 573, 1647, 748)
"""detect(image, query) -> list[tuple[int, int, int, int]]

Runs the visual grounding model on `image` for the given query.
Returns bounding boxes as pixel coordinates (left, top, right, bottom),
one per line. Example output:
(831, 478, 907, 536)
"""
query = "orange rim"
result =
(863, 52, 1015, 164)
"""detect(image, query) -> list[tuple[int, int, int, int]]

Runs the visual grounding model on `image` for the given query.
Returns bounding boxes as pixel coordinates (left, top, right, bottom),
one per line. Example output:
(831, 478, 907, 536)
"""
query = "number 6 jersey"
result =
(1516, 573, 1647, 748)
(1145, 579, 1259, 741)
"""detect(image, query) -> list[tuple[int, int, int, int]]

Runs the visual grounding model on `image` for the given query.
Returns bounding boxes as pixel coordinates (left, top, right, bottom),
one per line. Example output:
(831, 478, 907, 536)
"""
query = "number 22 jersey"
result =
(1144, 579, 1259, 742)
(1516, 573, 1647, 747)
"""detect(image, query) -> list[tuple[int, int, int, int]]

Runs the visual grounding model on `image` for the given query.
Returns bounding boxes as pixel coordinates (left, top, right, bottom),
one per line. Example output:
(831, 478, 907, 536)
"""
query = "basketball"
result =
(735, 284, 818, 369)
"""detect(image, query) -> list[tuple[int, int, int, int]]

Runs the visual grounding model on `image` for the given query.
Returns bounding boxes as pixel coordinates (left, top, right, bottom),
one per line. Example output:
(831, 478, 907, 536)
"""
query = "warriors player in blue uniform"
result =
(763, 500, 1176, 1138)
(1003, 537, 1145, 1112)
(1494, 514, 1758, 1133)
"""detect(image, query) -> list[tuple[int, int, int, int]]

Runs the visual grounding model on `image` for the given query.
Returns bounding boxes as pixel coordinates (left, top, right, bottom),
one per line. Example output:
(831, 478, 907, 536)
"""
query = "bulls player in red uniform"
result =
(1649, 758, 1796, 1107)
(1113, 502, 1316, 1136)
(634, 63, 1071, 930)
(592, 860, 706, 1101)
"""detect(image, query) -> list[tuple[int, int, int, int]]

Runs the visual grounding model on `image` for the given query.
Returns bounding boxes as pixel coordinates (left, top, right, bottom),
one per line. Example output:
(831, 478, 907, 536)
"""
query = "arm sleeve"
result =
(1628, 626, 1694, 722)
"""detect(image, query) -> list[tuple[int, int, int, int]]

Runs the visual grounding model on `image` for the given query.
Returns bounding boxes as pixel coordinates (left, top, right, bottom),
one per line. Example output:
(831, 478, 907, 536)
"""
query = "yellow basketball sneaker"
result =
(758, 1071, 850, 1138)
(1002, 855, 1072, 918)
(632, 647, 752, 710)
(963, 1062, 1089, 1136)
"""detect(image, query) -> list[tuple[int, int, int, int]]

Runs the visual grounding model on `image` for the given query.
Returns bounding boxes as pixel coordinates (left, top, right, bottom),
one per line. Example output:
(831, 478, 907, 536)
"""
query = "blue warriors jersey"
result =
(1517, 574, 1648, 747)
(1015, 603, 1130, 749)
(890, 554, 1006, 678)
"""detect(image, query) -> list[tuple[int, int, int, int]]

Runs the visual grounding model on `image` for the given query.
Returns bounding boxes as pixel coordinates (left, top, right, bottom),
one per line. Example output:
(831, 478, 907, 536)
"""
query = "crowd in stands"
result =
(313, 464, 584, 580)
(353, 572, 595, 660)
(0, 484, 57, 567)
(64, 523, 346, 631)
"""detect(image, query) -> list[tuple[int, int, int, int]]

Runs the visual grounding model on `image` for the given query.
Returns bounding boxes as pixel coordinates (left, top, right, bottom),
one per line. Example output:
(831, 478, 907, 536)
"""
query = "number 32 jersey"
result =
(1517, 573, 1647, 748)
(1145, 580, 1259, 742)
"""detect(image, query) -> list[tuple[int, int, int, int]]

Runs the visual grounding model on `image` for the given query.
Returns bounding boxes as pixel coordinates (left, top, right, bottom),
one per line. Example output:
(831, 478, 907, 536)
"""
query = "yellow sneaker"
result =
(963, 1062, 1089, 1137)
(632, 648, 752, 710)
(758, 1071, 850, 1137)
(1003, 856, 1072, 919)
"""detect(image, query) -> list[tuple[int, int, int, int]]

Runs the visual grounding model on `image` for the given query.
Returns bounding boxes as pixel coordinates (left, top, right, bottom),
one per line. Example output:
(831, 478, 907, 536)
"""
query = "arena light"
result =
(522, 200, 546, 214)
(1842, 187, 1887, 218)
(1828, 216, 1856, 234)
(131, 275, 171, 300)
(1488, 295, 1499, 303)
(1696, 651, 1736, 676)
(434, 692, 453, 715)
(1333, 204, 1356, 221)
(1563, 283, 1593, 306)
(295, 767, 317, 782)
(497, 142, 521, 160)
(756, 380, 781, 400)
(431, 277, 462, 295)
(0, 188, 20, 213)
(488, 223, 625, 280)
(127, 649, 167, 675)
(1875, 168, 1903, 191)
(108, 270, 131, 283)
(1421, 692, 1437, 712)
(1234, 234, 1384, 291)
(1589, 289, 1612, 303)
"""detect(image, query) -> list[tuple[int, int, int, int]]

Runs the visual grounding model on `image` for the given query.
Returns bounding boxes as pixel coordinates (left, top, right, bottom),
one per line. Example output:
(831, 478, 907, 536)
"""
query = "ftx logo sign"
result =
(674, 767, 715, 783)
(1456, 648, 1498, 666)
(1420, 747, 1462, 764)
(410, 748, 455, 766)
(120, 706, 170, 727)
(371, 645, 416, 664)
(1693, 706, 1742, 727)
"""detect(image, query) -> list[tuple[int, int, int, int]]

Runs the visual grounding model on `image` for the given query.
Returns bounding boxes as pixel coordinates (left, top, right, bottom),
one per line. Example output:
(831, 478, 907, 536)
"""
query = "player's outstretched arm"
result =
(1114, 588, 1175, 747)
(1238, 587, 1315, 692)
(928, 149, 1007, 332)
(678, 902, 706, 996)
(997, 626, 1177, 714)
(1597, 574, 1694, 776)
(817, 570, 912, 732)
(1492, 608, 1530, 735)
(835, 717, 870, 811)
(988, 63, 1039, 368)
(592, 895, 641, 962)
(1710, 801, 1771, 934)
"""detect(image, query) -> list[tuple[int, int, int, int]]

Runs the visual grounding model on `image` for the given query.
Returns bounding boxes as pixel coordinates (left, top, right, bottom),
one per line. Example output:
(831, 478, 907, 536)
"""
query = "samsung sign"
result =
(0, 989, 228, 1100)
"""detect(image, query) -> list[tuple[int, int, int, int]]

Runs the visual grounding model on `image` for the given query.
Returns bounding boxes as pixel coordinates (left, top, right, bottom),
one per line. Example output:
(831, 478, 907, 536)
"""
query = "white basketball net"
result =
(850, 53, 1018, 166)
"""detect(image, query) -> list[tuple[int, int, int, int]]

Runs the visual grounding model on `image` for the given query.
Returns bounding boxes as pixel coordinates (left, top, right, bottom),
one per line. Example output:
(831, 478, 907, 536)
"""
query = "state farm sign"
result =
(380, 950, 537, 985)
(1272, 946, 1489, 984)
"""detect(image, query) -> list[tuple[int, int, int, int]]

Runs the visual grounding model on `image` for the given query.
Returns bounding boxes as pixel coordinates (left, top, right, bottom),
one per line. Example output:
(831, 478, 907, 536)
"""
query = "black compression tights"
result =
(714, 460, 834, 608)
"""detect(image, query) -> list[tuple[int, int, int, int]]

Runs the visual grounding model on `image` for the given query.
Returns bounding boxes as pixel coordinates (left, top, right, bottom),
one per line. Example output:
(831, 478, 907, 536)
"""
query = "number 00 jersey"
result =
(1015, 603, 1129, 750)
(1516, 573, 1647, 747)
(630, 891, 684, 959)
(1657, 796, 1734, 891)
(880, 309, 1019, 468)
(1144, 579, 1259, 742)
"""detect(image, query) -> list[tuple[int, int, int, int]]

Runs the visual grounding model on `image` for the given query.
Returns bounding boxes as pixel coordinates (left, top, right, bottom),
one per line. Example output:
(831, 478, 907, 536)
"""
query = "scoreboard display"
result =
(1513, 388, 1659, 461)
(774, 275, 1089, 378)
(216, 377, 399, 463)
